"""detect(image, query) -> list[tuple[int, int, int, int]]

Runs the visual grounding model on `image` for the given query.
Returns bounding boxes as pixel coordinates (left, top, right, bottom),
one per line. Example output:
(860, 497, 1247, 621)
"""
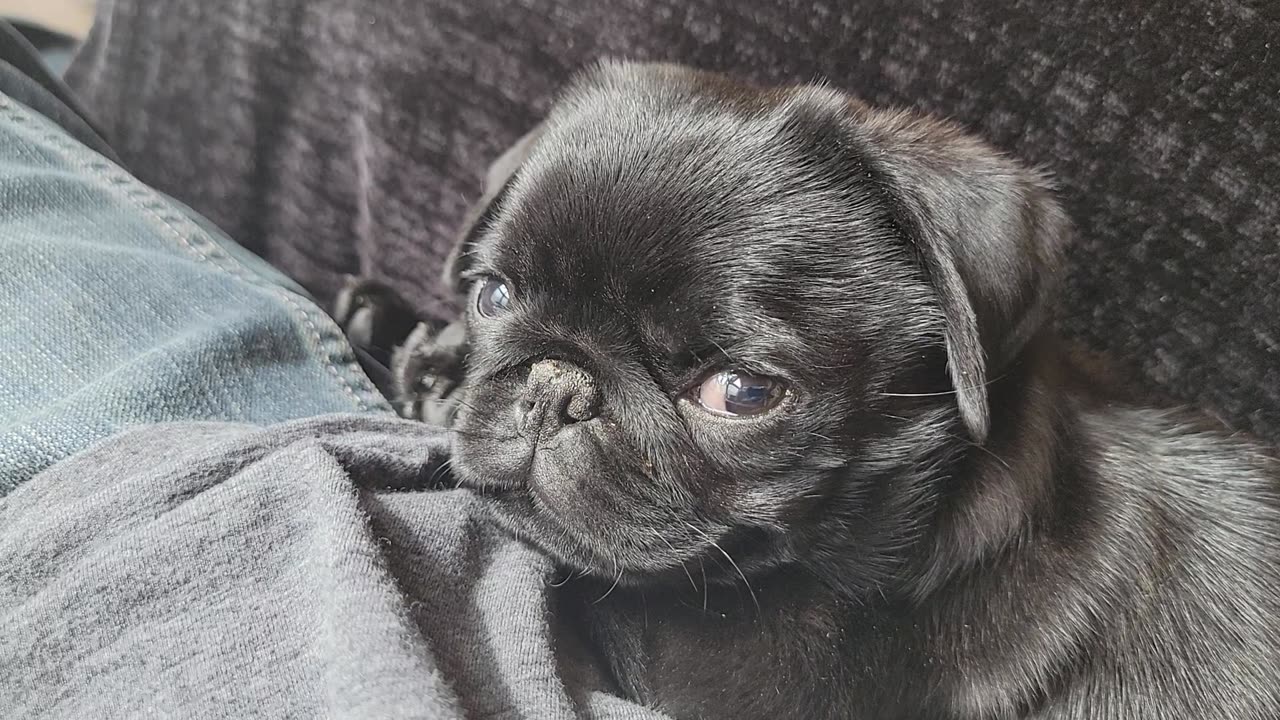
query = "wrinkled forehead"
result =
(485, 89, 860, 294)
(472, 75, 921, 361)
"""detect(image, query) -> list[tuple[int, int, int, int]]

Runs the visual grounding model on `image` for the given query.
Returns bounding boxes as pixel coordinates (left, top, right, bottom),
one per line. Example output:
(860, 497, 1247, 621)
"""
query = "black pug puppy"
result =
(336, 61, 1280, 719)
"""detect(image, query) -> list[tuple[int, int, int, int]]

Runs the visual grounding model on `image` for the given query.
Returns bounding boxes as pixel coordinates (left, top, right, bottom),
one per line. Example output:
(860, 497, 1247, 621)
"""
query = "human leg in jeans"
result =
(0, 22, 390, 492)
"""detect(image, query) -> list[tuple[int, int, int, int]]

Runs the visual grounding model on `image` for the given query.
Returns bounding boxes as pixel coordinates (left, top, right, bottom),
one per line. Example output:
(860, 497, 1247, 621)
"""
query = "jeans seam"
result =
(0, 95, 387, 414)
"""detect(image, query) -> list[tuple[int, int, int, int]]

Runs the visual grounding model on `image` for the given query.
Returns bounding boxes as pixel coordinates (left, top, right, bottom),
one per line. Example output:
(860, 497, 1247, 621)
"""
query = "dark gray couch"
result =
(65, 0, 1280, 442)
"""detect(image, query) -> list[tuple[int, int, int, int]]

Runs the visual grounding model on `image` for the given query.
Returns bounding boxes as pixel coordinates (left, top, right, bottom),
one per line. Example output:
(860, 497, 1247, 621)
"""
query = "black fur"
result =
(338, 62, 1280, 719)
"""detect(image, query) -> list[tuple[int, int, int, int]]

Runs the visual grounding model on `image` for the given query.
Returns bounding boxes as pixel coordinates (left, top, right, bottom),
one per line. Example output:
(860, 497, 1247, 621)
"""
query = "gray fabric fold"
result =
(0, 414, 665, 720)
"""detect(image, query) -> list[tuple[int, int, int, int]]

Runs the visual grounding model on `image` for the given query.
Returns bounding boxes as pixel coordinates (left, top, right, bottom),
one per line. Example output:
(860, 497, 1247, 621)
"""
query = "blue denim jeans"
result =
(0, 89, 391, 493)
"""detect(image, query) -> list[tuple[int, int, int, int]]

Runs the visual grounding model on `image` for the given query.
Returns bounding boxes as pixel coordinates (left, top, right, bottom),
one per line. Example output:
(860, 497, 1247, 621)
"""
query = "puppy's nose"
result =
(517, 359, 600, 437)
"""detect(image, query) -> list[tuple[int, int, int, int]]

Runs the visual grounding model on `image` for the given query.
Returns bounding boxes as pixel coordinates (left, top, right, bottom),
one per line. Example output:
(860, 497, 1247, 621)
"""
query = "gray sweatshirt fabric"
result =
(0, 414, 665, 720)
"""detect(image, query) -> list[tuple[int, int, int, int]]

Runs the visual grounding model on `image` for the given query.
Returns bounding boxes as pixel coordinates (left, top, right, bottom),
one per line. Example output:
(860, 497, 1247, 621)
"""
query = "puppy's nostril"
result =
(562, 386, 600, 423)
(515, 398, 541, 436)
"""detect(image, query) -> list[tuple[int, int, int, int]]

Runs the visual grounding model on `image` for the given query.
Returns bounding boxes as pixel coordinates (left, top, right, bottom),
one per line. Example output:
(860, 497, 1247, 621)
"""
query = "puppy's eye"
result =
(693, 371, 785, 417)
(476, 276, 512, 318)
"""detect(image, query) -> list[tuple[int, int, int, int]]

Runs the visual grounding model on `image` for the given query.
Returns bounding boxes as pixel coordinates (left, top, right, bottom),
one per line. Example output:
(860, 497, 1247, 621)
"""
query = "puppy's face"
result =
(449, 63, 1068, 589)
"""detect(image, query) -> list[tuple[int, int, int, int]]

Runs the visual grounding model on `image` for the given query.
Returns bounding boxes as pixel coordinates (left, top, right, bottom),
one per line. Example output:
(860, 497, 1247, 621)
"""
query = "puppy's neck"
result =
(797, 334, 1093, 605)
(904, 335, 1084, 601)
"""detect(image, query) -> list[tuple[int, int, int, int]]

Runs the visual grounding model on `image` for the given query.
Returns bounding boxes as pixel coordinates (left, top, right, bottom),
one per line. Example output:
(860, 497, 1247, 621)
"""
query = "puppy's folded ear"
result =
(853, 108, 1072, 443)
(443, 124, 545, 292)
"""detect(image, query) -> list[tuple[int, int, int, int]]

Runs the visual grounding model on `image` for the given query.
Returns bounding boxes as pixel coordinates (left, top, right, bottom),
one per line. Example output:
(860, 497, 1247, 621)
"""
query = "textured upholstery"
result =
(66, 0, 1280, 441)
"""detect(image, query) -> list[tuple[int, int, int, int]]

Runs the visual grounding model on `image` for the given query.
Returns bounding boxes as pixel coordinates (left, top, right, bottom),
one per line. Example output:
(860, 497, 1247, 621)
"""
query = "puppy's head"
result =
(448, 62, 1070, 590)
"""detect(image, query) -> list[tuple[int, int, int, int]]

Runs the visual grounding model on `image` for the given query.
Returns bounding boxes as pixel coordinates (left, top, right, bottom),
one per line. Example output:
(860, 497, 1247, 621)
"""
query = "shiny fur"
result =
(338, 62, 1280, 719)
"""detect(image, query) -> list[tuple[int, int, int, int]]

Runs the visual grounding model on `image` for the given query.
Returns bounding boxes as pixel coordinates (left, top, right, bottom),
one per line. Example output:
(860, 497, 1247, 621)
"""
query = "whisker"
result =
(708, 539, 760, 616)
(426, 457, 454, 486)
(878, 412, 1013, 471)
(961, 435, 1013, 471)
(878, 373, 1010, 398)
(649, 528, 699, 593)
(699, 559, 708, 612)
(445, 427, 515, 441)
(449, 396, 481, 414)
(593, 559, 624, 604)
(579, 544, 600, 580)
(706, 338, 737, 364)
(683, 521, 760, 616)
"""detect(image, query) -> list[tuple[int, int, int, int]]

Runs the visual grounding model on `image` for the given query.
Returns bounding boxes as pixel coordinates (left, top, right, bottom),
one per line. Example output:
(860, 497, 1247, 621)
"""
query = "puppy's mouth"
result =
(450, 428, 613, 548)
(447, 432, 712, 578)
(482, 487, 778, 604)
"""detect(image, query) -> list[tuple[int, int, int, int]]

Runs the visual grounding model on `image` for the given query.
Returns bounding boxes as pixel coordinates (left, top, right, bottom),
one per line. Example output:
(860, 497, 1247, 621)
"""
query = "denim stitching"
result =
(0, 95, 388, 413)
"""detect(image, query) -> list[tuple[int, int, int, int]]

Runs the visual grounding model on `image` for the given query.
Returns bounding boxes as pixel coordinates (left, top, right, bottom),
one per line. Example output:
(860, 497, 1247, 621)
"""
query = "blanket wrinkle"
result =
(0, 414, 667, 720)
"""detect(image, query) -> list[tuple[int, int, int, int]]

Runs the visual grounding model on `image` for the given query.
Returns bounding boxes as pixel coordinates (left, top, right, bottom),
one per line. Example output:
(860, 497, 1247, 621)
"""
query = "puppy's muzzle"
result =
(517, 359, 601, 439)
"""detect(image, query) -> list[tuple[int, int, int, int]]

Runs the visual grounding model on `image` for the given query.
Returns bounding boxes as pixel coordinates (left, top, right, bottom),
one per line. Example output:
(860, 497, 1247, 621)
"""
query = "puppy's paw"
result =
(391, 319, 469, 427)
(333, 276, 423, 366)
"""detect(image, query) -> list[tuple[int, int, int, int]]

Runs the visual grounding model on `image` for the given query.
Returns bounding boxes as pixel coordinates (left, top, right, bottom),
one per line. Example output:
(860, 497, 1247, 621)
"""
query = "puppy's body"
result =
(340, 62, 1280, 718)
(576, 340, 1280, 719)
